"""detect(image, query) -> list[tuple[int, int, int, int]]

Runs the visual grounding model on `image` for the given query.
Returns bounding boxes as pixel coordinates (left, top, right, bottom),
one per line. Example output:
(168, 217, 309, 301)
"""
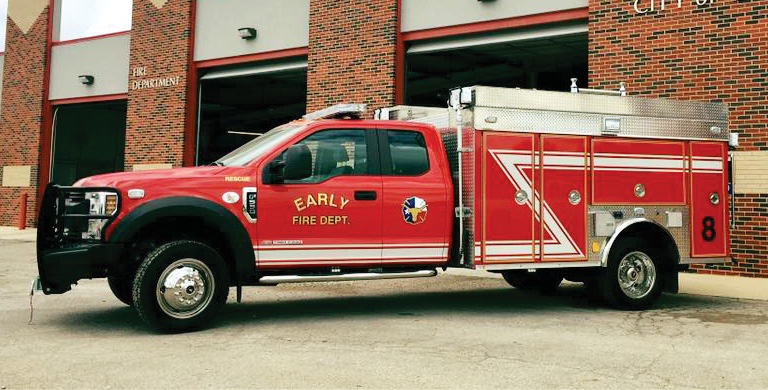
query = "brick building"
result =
(0, 0, 765, 277)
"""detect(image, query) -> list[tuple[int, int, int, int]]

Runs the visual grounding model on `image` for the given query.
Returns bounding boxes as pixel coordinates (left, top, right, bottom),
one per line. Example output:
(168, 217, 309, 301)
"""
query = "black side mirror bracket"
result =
(268, 160, 285, 184)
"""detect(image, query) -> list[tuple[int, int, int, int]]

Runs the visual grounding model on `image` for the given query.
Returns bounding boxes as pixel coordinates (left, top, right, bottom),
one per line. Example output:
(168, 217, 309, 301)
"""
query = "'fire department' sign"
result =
(292, 193, 350, 226)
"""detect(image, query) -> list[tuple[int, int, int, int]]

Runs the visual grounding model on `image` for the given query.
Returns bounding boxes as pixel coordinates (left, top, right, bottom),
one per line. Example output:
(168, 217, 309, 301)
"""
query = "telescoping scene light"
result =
(237, 27, 257, 40)
(78, 75, 94, 85)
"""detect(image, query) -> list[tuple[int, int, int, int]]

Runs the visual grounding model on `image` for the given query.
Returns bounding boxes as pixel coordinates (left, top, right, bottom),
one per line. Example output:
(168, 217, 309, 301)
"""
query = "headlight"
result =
(87, 192, 119, 216)
(81, 191, 119, 240)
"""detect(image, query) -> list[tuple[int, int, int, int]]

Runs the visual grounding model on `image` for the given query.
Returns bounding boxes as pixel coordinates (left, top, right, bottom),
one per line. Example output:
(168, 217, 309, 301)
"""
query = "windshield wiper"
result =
(209, 161, 224, 166)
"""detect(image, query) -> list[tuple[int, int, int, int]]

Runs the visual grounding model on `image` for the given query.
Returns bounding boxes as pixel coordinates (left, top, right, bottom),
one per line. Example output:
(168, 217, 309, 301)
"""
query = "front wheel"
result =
(132, 240, 230, 332)
(107, 275, 134, 306)
(599, 237, 662, 310)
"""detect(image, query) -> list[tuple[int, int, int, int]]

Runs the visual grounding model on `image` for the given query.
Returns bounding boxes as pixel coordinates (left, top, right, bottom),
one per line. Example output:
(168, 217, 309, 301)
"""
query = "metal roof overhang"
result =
(200, 59, 308, 81)
(406, 22, 588, 54)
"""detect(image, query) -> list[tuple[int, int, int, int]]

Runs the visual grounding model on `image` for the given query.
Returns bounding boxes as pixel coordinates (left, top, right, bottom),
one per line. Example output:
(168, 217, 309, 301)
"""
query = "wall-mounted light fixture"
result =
(78, 75, 94, 85)
(237, 27, 257, 40)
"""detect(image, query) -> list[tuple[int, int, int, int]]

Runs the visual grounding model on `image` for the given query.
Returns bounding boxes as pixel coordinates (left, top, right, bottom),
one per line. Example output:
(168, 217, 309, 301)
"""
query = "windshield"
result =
(215, 124, 305, 166)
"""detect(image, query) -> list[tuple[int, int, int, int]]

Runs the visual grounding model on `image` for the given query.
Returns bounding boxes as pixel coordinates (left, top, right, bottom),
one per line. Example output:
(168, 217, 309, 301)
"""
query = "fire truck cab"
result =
(35, 83, 732, 331)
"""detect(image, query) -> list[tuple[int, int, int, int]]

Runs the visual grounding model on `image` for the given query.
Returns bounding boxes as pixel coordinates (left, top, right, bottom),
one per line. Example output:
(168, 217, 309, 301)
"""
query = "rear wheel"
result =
(502, 270, 563, 293)
(600, 236, 662, 309)
(132, 240, 229, 332)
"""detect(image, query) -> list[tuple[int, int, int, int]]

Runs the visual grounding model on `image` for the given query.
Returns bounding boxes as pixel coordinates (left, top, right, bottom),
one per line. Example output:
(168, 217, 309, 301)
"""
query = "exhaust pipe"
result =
(258, 269, 437, 285)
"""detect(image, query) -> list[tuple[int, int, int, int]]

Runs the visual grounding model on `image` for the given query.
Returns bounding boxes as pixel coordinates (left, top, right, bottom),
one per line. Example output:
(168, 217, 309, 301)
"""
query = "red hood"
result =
(73, 166, 248, 189)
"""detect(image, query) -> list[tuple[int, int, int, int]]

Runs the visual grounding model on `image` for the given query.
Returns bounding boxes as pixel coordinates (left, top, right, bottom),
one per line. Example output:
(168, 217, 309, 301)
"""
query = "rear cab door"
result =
(256, 123, 383, 268)
(377, 123, 452, 266)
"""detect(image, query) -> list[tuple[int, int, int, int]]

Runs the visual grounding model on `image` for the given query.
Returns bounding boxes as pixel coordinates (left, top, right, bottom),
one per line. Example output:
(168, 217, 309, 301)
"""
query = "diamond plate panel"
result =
(588, 205, 689, 265)
(452, 108, 476, 266)
(470, 87, 729, 141)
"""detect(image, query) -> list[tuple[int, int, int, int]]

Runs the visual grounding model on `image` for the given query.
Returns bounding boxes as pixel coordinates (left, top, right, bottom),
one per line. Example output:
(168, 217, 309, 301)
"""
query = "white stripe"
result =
(543, 151, 584, 156)
(544, 167, 587, 171)
(383, 247, 445, 259)
(260, 258, 448, 266)
(594, 156, 684, 169)
(255, 243, 447, 250)
(258, 248, 382, 261)
(692, 160, 723, 170)
(486, 239, 557, 245)
(594, 167, 684, 173)
(542, 155, 585, 167)
(257, 247, 448, 262)
(594, 153, 684, 159)
(486, 244, 535, 256)
(692, 156, 722, 161)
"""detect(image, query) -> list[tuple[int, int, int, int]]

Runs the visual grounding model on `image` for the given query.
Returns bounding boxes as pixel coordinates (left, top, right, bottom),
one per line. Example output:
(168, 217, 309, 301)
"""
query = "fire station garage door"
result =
(196, 60, 307, 165)
(51, 101, 127, 185)
(406, 24, 587, 107)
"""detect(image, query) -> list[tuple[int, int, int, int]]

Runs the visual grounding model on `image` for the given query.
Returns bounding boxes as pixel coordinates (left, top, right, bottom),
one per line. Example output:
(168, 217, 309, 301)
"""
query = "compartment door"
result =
(541, 135, 588, 262)
(592, 139, 686, 205)
(690, 142, 728, 257)
(482, 132, 536, 264)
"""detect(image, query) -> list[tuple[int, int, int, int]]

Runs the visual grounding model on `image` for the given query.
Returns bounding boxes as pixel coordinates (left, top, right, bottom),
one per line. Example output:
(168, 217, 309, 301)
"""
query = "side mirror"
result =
(268, 160, 286, 184)
(274, 144, 312, 183)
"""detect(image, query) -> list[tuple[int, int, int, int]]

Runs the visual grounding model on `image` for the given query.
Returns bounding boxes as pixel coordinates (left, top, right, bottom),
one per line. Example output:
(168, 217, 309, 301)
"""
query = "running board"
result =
(257, 269, 437, 285)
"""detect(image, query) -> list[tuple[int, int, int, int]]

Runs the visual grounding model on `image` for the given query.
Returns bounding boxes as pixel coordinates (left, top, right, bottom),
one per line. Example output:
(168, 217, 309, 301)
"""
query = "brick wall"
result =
(589, 0, 768, 277)
(124, 0, 194, 170)
(0, 3, 50, 227)
(306, 0, 398, 114)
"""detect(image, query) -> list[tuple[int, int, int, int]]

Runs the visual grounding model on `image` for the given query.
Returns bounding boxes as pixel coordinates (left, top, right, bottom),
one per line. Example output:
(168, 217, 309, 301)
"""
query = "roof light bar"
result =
(303, 104, 367, 121)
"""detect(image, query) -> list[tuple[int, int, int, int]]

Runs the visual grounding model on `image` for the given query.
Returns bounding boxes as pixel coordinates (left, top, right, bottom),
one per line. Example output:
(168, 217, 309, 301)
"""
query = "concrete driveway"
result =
(2, 238, 768, 389)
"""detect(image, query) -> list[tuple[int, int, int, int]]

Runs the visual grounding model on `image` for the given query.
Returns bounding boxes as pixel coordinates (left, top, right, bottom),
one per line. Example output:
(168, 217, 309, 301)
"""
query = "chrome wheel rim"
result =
(156, 259, 215, 319)
(617, 251, 656, 299)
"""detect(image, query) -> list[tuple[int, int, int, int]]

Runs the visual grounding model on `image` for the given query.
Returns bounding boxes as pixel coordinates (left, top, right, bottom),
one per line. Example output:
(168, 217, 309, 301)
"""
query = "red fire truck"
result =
(35, 83, 733, 331)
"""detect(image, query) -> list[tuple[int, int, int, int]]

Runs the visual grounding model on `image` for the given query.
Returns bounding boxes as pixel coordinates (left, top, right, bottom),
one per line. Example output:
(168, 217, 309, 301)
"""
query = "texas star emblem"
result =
(402, 197, 428, 225)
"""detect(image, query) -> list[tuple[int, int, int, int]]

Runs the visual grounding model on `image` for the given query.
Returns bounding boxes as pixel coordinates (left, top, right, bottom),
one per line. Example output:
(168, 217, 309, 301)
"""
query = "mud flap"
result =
(662, 268, 679, 294)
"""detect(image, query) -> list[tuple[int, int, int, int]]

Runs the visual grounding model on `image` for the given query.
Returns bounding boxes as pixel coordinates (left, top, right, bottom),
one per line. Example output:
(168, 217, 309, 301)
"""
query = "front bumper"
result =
(37, 243, 122, 294)
(36, 183, 123, 294)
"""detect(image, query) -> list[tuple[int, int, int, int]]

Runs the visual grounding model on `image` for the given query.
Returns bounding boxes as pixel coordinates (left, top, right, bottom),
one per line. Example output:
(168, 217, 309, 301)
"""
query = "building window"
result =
(57, 0, 132, 41)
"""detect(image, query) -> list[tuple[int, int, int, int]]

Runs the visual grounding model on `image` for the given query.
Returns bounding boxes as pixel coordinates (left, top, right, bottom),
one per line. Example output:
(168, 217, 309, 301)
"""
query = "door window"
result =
(276, 129, 369, 184)
(386, 130, 429, 175)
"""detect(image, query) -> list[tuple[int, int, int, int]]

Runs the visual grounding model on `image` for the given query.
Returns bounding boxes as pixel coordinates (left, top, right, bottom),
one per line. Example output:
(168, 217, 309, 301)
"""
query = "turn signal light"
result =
(105, 194, 118, 215)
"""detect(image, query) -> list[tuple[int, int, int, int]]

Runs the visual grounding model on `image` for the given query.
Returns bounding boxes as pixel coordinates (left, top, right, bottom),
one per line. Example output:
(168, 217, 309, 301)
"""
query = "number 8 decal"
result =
(702, 216, 716, 242)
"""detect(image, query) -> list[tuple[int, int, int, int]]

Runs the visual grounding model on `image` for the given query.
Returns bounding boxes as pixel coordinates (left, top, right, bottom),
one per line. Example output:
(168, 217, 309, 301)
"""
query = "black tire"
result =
(132, 240, 230, 332)
(599, 236, 662, 310)
(107, 275, 134, 306)
(502, 270, 563, 293)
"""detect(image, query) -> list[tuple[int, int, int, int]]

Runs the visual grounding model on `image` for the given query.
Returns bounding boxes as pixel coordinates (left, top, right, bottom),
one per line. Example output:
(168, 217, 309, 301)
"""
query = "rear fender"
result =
(600, 218, 680, 293)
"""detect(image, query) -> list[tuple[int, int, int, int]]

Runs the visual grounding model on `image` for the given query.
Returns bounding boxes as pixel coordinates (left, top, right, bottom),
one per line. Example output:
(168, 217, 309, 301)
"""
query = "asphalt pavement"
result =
(2, 236, 768, 389)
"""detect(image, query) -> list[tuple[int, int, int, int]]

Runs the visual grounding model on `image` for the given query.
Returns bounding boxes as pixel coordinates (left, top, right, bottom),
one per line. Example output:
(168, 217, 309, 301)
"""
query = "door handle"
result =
(354, 190, 377, 201)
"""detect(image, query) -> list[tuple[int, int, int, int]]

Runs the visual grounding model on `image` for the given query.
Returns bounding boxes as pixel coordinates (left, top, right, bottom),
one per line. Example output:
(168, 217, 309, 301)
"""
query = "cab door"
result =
(256, 128, 383, 268)
(378, 127, 451, 266)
